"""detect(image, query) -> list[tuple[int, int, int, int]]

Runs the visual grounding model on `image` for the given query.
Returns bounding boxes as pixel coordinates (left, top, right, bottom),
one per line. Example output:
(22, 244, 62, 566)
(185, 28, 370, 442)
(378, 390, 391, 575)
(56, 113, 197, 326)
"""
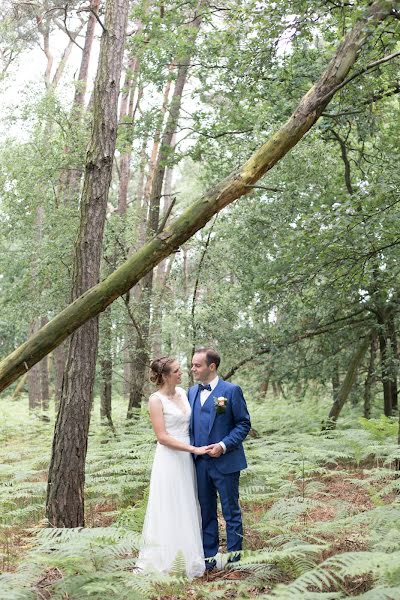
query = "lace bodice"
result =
(153, 387, 191, 439)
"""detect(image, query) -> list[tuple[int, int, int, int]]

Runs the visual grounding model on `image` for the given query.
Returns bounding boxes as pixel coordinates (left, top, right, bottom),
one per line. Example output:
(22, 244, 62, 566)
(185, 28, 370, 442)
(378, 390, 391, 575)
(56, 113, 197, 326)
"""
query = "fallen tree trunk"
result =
(0, 0, 396, 393)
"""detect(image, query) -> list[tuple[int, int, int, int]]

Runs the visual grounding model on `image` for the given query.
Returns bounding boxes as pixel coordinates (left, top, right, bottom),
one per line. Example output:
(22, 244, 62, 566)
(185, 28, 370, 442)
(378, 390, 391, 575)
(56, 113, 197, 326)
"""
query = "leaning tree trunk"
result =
(45, 0, 129, 528)
(11, 374, 27, 400)
(0, 1, 396, 394)
(323, 336, 371, 430)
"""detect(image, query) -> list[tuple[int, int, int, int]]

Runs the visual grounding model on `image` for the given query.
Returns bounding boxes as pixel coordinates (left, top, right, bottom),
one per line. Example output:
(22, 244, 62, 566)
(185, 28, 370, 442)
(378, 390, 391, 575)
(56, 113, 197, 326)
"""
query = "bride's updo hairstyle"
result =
(150, 356, 175, 386)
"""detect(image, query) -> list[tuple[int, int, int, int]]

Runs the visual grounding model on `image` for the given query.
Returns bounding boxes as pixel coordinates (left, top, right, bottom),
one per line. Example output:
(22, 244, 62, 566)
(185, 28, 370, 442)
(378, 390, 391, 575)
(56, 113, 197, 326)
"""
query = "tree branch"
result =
(319, 50, 400, 104)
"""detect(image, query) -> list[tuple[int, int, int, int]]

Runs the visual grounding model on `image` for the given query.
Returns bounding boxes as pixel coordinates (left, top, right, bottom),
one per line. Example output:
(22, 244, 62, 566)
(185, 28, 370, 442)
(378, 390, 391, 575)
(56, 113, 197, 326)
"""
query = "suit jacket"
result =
(188, 378, 251, 474)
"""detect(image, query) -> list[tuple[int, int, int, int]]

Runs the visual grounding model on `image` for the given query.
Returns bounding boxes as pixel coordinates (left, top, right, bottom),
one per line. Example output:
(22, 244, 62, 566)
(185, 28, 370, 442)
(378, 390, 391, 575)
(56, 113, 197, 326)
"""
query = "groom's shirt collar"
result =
(208, 375, 219, 391)
(199, 375, 219, 406)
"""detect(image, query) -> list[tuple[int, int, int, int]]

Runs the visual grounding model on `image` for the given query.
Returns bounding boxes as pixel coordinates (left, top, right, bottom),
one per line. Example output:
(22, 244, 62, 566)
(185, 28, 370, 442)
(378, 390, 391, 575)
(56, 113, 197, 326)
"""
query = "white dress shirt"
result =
(199, 375, 226, 454)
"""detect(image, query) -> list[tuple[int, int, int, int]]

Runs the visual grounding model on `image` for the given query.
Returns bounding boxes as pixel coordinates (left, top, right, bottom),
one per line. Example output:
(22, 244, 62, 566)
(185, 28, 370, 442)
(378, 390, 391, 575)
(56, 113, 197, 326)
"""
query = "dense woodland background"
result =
(0, 0, 400, 597)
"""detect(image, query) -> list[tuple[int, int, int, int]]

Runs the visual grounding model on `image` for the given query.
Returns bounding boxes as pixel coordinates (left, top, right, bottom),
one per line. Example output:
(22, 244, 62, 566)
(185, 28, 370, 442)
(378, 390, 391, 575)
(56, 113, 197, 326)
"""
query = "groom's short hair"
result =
(196, 347, 221, 370)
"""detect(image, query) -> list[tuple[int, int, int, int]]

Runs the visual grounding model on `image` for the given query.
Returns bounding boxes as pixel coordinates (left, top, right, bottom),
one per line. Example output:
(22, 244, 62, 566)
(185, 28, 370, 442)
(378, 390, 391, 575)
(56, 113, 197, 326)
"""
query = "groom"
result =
(188, 347, 251, 571)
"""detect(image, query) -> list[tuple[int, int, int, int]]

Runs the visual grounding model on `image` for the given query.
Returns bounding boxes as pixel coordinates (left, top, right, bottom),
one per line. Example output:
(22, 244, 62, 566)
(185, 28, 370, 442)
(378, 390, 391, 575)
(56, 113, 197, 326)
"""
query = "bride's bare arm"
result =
(148, 395, 208, 454)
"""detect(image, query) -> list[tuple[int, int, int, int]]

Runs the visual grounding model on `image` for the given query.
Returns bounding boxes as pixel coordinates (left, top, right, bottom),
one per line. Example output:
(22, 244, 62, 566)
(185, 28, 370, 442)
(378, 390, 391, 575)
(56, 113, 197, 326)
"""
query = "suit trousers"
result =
(195, 456, 243, 558)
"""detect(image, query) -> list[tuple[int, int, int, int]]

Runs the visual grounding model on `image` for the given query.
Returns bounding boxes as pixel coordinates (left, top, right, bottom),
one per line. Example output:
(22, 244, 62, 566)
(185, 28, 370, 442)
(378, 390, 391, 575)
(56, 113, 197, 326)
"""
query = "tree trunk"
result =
(323, 336, 370, 429)
(364, 335, 377, 419)
(11, 374, 27, 400)
(0, 1, 395, 394)
(63, 0, 101, 201)
(45, 0, 129, 528)
(124, 75, 174, 413)
(127, 329, 148, 417)
(55, 2, 100, 394)
(388, 313, 398, 411)
(332, 361, 340, 402)
(117, 57, 142, 216)
(151, 258, 174, 358)
(73, 0, 100, 112)
(378, 312, 393, 417)
(27, 319, 42, 411)
(128, 8, 205, 414)
(53, 342, 67, 409)
(100, 308, 113, 426)
(40, 317, 50, 411)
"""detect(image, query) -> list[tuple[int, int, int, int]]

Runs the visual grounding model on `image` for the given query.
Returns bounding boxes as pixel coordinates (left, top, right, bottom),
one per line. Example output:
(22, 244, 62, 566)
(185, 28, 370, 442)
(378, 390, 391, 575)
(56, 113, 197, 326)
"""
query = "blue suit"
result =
(188, 378, 251, 560)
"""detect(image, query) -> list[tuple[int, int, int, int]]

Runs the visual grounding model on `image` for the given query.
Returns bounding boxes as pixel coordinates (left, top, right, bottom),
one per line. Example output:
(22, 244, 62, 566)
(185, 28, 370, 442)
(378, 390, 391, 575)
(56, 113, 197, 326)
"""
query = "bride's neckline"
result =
(157, 388, 189, 415)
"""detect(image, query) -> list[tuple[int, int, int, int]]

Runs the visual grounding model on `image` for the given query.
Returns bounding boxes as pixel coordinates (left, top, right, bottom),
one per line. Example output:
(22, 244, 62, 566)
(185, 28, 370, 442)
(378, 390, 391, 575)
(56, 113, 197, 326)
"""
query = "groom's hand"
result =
(206, 443, 223, 458)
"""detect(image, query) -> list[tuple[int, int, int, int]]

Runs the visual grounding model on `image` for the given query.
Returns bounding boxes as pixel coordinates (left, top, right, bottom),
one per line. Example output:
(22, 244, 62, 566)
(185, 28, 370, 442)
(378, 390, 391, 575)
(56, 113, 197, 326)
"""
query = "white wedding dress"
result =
(136, 387, 205, 579)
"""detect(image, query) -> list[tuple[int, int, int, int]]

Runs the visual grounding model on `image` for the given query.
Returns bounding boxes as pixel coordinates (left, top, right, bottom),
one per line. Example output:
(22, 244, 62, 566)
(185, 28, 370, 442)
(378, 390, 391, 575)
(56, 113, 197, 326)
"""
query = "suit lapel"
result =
(190, 385, 200, 432)
(208, 379, 225, 434)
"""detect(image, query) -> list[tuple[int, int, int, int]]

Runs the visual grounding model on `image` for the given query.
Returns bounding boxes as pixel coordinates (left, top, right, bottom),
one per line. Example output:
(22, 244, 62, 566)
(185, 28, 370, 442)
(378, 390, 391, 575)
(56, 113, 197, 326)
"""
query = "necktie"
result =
(199, 383, 211, 392)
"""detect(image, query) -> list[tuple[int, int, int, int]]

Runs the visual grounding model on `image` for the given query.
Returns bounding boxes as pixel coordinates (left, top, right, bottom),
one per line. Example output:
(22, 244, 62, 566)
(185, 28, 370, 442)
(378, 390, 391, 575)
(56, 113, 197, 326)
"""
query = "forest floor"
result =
(0, 393, 399, 599)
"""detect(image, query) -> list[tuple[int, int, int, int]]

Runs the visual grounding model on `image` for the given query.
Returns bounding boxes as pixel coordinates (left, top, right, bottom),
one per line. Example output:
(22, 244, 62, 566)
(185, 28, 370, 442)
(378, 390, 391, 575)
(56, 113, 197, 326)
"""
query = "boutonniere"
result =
(214, 396, 228, 414)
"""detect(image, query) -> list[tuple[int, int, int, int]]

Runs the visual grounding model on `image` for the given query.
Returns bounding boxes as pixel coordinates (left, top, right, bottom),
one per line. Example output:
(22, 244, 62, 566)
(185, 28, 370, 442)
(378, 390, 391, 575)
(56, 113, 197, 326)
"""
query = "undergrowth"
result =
(0, 393, 399, 599)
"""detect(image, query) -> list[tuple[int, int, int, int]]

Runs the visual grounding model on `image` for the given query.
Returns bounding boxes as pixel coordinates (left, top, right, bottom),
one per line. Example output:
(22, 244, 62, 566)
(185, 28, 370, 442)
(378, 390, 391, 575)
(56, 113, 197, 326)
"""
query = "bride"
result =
(136, 356, 208, 579)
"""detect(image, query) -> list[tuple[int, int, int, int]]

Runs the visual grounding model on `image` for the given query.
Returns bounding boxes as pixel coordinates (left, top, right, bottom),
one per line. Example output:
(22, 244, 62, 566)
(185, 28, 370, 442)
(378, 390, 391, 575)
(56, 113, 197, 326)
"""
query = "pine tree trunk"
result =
(73, 0, 100, 111)
(55, 3, 100, 396)
(53, 342, 67, 409)
(45, 0, 129, 527)
(0, 0, 395, 394)
(100, 308, 113, 426)
(129, 45, 202, 414)
(123, 77, 173, 402)
(40, 317, 50, 411)
(27, 319, 42, 410)
(62, 0, 101, 203)
(128, 6, 205, 413)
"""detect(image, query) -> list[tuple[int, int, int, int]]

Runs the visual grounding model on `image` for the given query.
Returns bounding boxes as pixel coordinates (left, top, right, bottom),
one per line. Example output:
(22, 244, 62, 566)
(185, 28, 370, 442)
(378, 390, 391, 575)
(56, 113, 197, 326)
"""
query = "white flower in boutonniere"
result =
(214, 396, 228, 414)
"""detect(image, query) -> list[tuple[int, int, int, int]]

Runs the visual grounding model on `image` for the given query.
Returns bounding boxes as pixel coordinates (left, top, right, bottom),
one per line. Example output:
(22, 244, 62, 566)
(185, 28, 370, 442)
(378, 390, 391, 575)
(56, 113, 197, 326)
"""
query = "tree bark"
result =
(73, 0, 100, 112)
(53, 342, 67, 409)
(378, 311, 393, 417)
(40, 316, 50, 410)
(100, 307, 113, 427)
(364, 335, 377, 419)
(58, 0, 100, 208)
(45, 0, 129, 528)
(0, 1, 395, 394)
(27, 319, 41, 410)
(323, 336, 371, 429)
(388, 312, 398, 411)
(55, 2, 101, 394)
(11, 374, 27, 400)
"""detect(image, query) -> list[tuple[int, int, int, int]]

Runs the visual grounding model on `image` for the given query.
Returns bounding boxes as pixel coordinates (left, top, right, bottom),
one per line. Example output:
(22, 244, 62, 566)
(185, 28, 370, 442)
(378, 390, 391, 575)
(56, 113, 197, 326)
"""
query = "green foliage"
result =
(359, 416, 398, 440)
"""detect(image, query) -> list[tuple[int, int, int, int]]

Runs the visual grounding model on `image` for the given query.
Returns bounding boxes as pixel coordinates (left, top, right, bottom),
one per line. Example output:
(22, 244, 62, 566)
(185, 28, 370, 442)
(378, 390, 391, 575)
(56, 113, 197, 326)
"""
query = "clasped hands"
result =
(193, 443, 223, 458)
